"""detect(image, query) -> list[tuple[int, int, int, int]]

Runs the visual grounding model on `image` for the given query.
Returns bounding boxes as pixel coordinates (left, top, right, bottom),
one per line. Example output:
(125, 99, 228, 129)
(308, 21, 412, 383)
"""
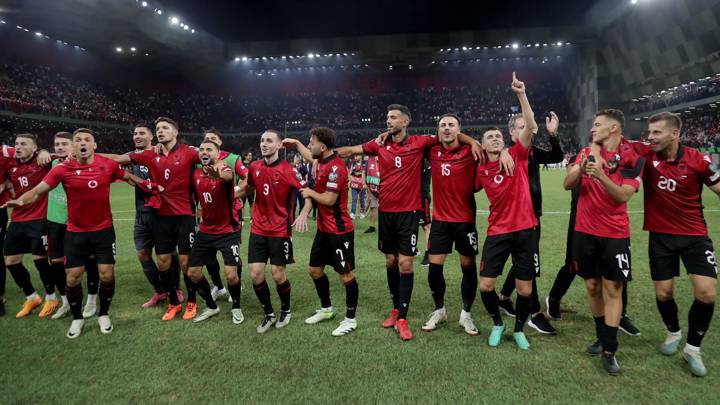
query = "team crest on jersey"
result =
(328, 172, 338, 181)
(274, 172, 281, 180)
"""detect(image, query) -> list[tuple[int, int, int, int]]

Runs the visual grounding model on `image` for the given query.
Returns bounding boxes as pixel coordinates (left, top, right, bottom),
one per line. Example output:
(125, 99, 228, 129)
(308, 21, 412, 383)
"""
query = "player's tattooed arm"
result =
(282, 138, 315, 163)
(2, 181, 52, 208)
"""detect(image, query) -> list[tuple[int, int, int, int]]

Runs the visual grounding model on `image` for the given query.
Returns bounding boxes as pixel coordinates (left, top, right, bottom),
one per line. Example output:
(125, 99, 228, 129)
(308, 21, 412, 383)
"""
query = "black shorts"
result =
(47, 221, 67, 260)
(154, 215, 196, 255)
(64, 226, 116, 268)
(4, 219, 47, 256)
(378, 211, 419, 256)
(248, 233, 294, 266)
(417, 197, 431, 226)
(189, 231, 241, 268)
(309, 231, 355, 274)
(428, 221, 479, 257)
(133, 212, 156, 251)
(572, 231, 632, 282)
(480, 227, 538, 281)
(649, 232, 718, 281)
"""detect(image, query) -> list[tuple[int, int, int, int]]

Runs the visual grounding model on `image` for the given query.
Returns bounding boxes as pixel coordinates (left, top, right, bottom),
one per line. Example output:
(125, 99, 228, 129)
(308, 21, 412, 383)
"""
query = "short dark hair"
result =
(154, 116, 179, 130)
(649, 112, 682, 130)
(54, 131, 73, 141)
(309, 127, 336, 149)
(73, 128, 97, 138)
(203, 127, 222, 140)
(16, 133, 38, 143)
(134, 122, 154, 133)
(438, 113, 462, 128)
(263, 129, 282, 140)
(387, 104, 411, 121)
(200, 140, 220, 150)
(596, 109, 625, 129)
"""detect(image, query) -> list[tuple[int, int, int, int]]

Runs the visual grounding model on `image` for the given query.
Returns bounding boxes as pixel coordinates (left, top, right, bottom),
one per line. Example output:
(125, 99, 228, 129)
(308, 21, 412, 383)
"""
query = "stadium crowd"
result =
(629, 76, 720, 114)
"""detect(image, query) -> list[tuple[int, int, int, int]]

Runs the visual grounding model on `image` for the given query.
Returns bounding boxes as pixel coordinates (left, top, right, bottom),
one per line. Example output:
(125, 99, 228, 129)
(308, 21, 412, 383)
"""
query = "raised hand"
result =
(511, 72, 526, 94)
(546, 111, 559, 136)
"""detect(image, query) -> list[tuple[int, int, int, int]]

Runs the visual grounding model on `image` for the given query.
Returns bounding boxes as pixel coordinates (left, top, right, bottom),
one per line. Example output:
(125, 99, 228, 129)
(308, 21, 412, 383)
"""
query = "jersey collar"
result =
(319, 152, 336, 164)
(654, 144, 685, 164)
(263, 156, 282, 167)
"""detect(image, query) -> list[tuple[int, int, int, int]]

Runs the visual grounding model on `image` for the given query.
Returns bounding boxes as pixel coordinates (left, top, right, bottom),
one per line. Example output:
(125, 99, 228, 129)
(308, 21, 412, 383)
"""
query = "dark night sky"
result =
(171, 0, 599, 41)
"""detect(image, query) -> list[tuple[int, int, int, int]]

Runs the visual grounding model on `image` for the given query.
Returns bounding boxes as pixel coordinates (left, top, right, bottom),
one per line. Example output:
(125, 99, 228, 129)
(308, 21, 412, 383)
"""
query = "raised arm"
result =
(282, 138, 315, 163)
(511, 72, 538, 148)
(99, 153, 132, 165)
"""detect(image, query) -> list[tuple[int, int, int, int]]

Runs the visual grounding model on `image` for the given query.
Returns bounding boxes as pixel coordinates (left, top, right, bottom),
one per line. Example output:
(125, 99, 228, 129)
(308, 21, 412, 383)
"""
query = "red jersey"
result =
(247, 158, 305, 238)
(475, 143, 537, 236)
(129, 143, 199, 217)
(429, 143, 477, 223)
(8, 155, 50, 222)
(314, 153, 354, 234)
(362, 134, 436, 212)
(574, 141, 644, 238)
(193, 166, 239, 234)
(43, 155, 125, 232)
(0, 146, 16, 204)
(630, 142, 719, 236)
(218, 150, 248, 212)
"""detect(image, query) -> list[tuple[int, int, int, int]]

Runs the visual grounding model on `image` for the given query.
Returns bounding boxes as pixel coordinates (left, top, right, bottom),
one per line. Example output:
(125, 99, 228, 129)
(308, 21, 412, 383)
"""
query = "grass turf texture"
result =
(1, 169, 719, 403)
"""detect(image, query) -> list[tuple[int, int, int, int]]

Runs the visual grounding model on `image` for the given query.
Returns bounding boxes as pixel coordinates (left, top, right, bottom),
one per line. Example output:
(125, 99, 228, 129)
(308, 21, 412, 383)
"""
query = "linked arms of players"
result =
(2, 182, 52, 208)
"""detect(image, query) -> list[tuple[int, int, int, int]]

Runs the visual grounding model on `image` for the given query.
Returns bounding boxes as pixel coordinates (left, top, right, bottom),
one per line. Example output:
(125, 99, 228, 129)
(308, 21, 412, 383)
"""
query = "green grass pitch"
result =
(1, 169, 719, 403)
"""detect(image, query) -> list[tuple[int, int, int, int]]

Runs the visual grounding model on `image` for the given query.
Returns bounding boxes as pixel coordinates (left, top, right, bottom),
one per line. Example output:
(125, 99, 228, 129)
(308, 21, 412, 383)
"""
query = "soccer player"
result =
(104, 117, 199, 321)
(418, 158, 432, 266)
(4, 133, 55, 319)
(337, 104, 481, 340)
(496, 111, 563, 335)
(241, 151, 256, 211)
(476, 73, 538, 350)
(563, 109, 644, 375)
(127, 123, 170, 308)
(421, 113, 480, 336)
(284, 127, 359, 336)
(44, 132, 73, 319)
(4, 128, 153, 338)
(630, 112, 719, 377)
(245, 129, 305, 334)
(364, 155, 380, 233)
(186, 140, 244, 324)
(203, 128, 248, 302)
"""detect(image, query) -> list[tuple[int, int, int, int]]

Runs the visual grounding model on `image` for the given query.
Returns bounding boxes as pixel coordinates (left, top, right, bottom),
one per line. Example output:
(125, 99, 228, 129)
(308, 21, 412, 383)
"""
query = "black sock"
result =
(688, 299, 715, 347)
(51, 262, 65, 295)
(85, 259, 99, 295)
(206, 257, 224, 290)
(602, 324, 619, 353)
(460, 264, 477, 312)
(195, 277, 217, 310)
(529, 278, 541, 314)
(140, 259, 162, 293)
(428, 263, 445, 310)
(594, 315, 605, 341)
(171, 254, 180, 290)
(0, 257, 5, 298)
(481, 290, 503, 326)
(34, 259, 54, 296)
(500, 267, 516, 297)
(344, 278, 358, 319)
(228, 281, 241, 309)
(386, 266, 399, 309)
(656, 298, 680, 333)
(621, 280, 628, 317)
(398, 272, 414, 319)
(515, 295, 531, 333)
(183, 273, 197, 303)
(159, 270, 179, 305)
(7, 263, 35, 296)
(312, 274, 332, 308)
(253, 280, 274, 315)
(98, 278, 115, 316)
(66, 283, 84, 320)
(549, 264, 577, 301)
(276, 280, 291, 312)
